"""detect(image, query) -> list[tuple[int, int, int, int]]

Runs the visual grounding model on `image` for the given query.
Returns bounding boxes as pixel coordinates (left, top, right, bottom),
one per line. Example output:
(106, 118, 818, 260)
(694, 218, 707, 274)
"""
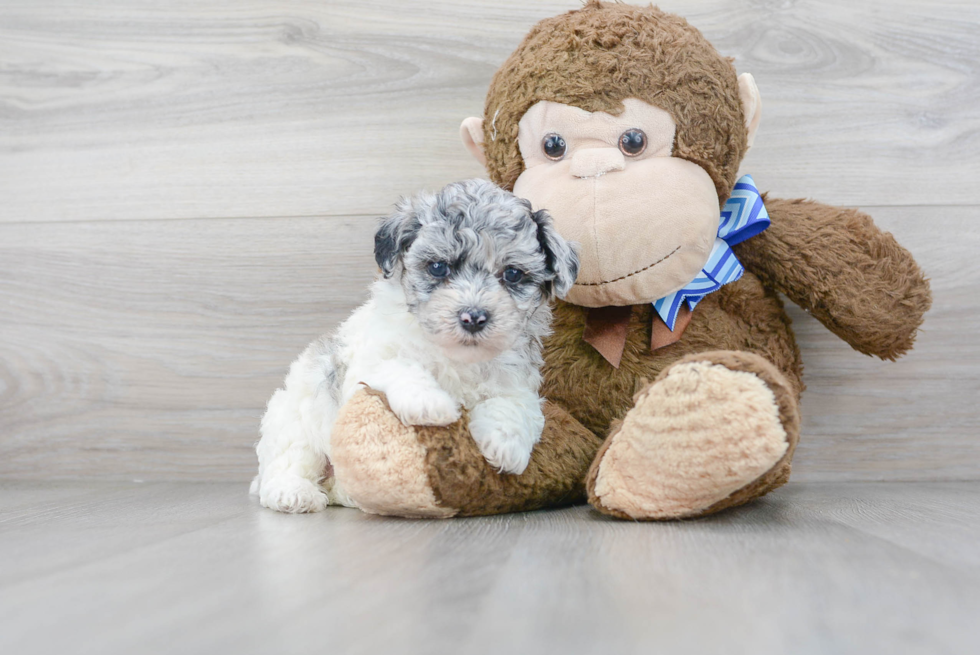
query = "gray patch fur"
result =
(374, 179, 580, 362)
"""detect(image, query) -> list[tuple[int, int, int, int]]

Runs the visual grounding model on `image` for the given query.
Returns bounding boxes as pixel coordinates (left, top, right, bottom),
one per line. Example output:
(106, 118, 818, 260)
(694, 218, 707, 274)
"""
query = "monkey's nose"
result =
(459, 308, 490, 334)
(570, 148, 625, 178)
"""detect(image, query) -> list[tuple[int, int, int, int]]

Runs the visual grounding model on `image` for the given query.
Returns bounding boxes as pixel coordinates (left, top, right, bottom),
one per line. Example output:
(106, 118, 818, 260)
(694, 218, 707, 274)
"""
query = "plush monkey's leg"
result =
(586, 350, 801, 520)
(330, 388, 602, 518)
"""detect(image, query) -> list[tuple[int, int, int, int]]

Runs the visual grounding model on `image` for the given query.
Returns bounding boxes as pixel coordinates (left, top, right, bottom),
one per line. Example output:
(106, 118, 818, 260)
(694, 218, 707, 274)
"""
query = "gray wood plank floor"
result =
(1, 480, 978, 655)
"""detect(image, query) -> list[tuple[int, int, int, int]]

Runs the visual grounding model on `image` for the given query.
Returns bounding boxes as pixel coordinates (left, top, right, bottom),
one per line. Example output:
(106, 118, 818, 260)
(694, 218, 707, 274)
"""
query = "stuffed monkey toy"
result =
(327, 1, 931, 520)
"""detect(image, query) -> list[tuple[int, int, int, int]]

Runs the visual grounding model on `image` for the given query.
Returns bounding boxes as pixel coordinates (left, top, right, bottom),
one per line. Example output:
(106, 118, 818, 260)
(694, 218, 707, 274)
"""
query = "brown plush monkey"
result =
(328, 1, 931, 520)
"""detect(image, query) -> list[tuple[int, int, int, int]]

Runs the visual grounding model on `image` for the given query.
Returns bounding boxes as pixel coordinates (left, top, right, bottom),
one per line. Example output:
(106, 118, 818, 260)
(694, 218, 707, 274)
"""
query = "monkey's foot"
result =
(331, 388, 456, 518)
(330, 388, 602, 519)
(586, 351, 800, 520)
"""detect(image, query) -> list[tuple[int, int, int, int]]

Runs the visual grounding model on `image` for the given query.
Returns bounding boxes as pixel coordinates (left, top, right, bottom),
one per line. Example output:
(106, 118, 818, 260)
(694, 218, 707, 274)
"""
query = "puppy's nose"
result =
(459, 308, 490, 334)
(570, 147, 625, 178)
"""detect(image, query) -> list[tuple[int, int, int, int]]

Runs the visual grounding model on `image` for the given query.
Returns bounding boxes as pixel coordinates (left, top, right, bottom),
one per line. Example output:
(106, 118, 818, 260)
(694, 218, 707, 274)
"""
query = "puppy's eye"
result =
(542, 133, 566, 161)
(427, 262, 449, 278)
(502, 267, 524, 284)
(619, 129, 647, 156)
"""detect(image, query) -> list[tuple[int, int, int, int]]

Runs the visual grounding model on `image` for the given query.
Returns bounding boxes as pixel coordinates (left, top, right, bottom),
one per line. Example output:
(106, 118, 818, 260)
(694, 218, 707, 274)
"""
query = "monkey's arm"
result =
(732, 196, 931, 360)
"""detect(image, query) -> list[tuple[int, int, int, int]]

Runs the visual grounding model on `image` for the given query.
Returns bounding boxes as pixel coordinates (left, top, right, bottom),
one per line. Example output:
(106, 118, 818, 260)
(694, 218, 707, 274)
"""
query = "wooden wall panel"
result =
(0, 207, 976, 481)
(0, 215, 376, 479)
(0, 0, 975, 482)
(1, 0, 978, 223)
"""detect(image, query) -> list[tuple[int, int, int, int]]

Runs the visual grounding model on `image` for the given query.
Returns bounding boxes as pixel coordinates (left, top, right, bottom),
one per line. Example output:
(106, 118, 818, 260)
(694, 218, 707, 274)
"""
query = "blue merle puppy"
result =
(252, 179, 579, 513)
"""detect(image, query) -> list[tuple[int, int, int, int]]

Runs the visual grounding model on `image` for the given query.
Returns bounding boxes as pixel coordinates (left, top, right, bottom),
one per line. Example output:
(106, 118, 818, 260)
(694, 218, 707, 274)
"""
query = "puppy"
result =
(251, 179, 579, 513)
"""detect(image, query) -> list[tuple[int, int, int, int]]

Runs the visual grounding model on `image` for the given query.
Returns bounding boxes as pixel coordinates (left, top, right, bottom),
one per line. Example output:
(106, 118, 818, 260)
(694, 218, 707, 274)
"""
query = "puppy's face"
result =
(375, 179, 579, 363)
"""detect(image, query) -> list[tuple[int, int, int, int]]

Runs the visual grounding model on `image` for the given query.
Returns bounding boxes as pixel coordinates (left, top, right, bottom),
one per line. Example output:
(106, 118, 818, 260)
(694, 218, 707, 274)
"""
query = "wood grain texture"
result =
(0, 215, 378, 479)
(0, 205, 976, 482)
(1, 480, 978, 655)
(1, 0, 978, 223)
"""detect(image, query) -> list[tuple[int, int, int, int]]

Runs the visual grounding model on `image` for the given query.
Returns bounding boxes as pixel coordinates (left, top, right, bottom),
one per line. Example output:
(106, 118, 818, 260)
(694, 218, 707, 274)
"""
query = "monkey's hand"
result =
(733, 196, 931, 360)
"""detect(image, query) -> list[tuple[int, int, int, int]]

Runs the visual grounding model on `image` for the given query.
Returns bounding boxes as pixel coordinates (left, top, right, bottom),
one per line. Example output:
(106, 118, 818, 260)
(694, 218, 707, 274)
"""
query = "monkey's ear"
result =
(374, 201, 421, 278)
(460, 117, 487, 167)
(531, 208, 580, 299)
(738, 73, 762, 148)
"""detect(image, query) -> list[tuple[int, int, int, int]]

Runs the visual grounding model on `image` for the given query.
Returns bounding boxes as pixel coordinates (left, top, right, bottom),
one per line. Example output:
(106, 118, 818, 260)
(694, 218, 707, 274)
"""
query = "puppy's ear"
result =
(530, 208, 579, 298)
(374, 199, 421, 278)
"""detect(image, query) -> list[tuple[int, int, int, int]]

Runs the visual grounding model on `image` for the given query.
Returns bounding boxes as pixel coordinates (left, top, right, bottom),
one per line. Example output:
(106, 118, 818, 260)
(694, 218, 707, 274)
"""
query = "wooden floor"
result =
(1, 480, 978, 655)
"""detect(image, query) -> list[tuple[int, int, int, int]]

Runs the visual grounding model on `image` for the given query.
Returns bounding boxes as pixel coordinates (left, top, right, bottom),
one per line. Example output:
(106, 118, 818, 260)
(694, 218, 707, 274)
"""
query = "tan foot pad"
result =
(331, 389, 456, 518)
(590, 361, 789, 520)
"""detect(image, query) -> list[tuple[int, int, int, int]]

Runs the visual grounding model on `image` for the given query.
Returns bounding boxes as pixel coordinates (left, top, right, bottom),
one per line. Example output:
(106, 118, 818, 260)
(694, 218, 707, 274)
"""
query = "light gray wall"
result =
(1, 0, 977, 481)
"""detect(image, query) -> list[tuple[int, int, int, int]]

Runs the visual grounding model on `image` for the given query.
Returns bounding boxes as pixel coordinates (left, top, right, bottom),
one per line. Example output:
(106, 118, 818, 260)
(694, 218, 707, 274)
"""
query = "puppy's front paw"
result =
(386, 386, 461, 427)
(468, 399, 541, 475)
(470, 424, 533, 474)
(259, 475, 329, 514)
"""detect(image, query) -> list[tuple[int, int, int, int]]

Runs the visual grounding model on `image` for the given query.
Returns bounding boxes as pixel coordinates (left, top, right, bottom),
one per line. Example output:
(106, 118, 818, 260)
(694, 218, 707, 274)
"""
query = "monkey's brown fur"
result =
(329, 1, 932, 520)
(483, 1, 748, 203)
(418, 400, 602, 516)
(734, 197, 933, 360)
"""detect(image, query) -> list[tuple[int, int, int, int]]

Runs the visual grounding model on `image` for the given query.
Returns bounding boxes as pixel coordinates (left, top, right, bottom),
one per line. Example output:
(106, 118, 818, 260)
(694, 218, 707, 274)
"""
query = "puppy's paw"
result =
(386, 386, 461, 427)
(468, 398, 541, 475)
(470, 424, 533, 474)
(258, 475, 329, 514)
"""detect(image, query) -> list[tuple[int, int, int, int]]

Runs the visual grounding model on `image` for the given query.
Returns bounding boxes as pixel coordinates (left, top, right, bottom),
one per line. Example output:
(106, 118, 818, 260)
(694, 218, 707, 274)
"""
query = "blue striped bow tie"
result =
(652, 174, 770, 330)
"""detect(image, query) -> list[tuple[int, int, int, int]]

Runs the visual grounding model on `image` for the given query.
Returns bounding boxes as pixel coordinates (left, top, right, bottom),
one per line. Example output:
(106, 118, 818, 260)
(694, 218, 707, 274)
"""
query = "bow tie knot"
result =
(652, 174, 770, 330)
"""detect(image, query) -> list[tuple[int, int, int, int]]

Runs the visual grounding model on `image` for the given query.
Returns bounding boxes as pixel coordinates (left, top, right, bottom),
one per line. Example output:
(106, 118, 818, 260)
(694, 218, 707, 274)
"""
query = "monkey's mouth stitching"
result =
(576, 246, 682, 287)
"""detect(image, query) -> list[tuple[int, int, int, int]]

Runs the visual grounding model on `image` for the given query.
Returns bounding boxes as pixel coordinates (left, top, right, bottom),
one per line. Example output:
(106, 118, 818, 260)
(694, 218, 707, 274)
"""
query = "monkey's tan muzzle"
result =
(570, 148, 625, 178)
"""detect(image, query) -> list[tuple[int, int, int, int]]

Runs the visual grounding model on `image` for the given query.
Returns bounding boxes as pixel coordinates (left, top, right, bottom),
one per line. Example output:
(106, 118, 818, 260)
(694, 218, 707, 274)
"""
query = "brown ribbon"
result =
(583, 304, 693, 368)
(582, 306, 633, 368)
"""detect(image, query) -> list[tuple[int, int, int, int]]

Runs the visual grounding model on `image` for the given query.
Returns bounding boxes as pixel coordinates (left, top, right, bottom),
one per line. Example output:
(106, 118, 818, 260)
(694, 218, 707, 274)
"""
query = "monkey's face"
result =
(510, 99, 720, 307)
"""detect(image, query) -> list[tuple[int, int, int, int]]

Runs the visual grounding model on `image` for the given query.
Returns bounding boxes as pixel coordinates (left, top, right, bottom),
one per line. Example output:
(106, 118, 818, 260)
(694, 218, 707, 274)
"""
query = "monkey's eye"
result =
(619, 129, 647, 156)
(502, 267, 524, 284)
(541, 133, 567, 161)
(427, 262, 450, 278)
